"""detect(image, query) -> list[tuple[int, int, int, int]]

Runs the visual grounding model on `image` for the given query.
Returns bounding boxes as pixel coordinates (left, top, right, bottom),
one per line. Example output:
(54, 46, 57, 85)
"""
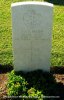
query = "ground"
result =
(0, 74, 8, 99)
(54, 74, 64, 85)
(0, 69, 64, 100)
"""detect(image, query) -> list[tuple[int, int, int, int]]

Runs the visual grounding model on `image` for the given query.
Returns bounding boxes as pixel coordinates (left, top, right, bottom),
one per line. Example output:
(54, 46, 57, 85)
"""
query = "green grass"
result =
(0, 0, 64, 66)
(51, 5, 64, 66)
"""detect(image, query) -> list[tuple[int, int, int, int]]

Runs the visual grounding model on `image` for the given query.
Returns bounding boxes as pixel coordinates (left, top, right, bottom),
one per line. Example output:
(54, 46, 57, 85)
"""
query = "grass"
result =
(51, 5, 64, 66)
(0, 0, 64, 66)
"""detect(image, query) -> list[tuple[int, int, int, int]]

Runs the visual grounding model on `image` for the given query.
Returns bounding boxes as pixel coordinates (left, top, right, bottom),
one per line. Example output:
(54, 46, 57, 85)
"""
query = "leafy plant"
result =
(27, 87, 44, 100)
(7, 70, 27, 96)
(7, 70, 45, 100)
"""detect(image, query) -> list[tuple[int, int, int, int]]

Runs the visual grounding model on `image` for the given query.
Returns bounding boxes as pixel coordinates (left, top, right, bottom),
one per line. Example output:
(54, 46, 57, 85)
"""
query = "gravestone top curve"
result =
(11, 1, 53, 7)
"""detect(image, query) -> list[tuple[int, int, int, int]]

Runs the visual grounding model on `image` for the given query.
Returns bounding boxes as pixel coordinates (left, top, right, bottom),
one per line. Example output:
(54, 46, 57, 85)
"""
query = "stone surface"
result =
(11, 1, 53, 71)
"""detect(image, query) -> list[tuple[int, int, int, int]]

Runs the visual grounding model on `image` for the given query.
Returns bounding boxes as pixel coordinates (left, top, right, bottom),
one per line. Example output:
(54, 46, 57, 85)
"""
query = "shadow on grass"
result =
(16, 70, 64, 100)
(50, 66, 64, 74)
(0, 64, 13, 73)
(0, 64, 64, 74)
(44, 0, 64, 5)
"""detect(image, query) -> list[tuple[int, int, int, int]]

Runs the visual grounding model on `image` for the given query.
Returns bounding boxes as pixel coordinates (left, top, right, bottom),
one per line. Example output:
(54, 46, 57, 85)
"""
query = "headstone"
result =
(11, 2, 53, 72)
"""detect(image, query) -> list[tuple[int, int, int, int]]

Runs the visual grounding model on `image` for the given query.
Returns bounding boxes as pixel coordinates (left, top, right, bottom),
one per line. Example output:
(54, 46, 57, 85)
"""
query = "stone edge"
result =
(11, 1, 53, 7)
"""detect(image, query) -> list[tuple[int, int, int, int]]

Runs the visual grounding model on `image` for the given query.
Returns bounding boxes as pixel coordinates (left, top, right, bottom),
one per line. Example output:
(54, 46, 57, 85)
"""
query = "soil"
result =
(0, 74, 8, 99)
(54, 74, 64, 85)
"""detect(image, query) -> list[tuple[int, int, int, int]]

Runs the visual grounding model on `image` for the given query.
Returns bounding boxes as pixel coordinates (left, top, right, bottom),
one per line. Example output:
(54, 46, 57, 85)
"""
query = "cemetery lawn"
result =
(0, 0, 64, 67)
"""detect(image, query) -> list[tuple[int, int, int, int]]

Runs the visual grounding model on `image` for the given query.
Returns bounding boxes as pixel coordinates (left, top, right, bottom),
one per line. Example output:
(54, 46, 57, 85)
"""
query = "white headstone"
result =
(11, 2, 53, 72)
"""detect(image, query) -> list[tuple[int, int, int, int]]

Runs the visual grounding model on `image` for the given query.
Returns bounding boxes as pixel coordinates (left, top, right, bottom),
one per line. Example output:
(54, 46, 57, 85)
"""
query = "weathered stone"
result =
(11, 2, 53, 71)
